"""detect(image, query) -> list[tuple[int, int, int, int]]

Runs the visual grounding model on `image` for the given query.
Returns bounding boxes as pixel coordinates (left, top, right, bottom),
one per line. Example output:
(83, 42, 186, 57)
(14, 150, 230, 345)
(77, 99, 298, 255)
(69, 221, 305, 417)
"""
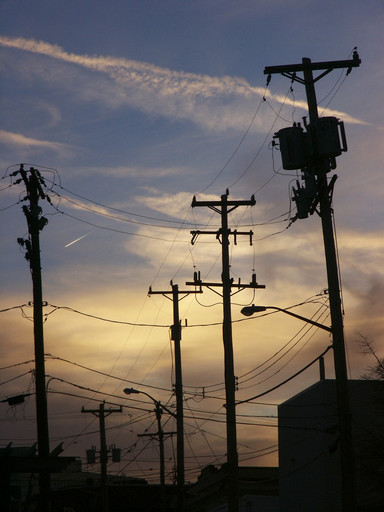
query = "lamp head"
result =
(123, 387, 140, 395)
(241, 305, 267, 317)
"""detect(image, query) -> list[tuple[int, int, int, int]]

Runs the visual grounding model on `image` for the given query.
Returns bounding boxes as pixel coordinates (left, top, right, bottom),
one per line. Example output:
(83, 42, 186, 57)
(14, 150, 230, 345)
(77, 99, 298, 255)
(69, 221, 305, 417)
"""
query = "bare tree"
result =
(355, 331, 384, 380)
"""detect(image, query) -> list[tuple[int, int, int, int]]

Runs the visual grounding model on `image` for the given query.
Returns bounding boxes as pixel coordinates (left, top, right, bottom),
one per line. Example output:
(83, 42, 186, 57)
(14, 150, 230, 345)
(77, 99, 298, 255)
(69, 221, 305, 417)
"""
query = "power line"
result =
(199, 87, 268, 194)
(236, 345, 332, 405)
(229, 84, 294, 189)
(45, 178, 199, 227)
(46, 355, 174, 394)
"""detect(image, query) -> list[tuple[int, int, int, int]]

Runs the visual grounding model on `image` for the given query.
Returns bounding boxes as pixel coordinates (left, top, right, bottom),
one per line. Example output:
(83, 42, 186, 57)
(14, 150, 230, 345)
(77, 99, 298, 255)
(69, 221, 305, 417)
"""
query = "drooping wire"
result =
(228, 83, 295, 189)
(198, 85, 268, 194)
(236, 345, 332, 405)
(46, 354, 173, 394)
(44, 177, 198, 227)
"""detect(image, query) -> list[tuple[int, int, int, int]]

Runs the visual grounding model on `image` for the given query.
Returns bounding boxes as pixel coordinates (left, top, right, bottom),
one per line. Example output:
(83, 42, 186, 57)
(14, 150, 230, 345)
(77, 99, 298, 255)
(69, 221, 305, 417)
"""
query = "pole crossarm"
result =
(81, 405, 123, 416)
(264, 50, 361, 84)
(138, 431, 177, 439)
(191, 229, 254, 246)
(186, 274, 265, 293)
(192, 194, 255, 209)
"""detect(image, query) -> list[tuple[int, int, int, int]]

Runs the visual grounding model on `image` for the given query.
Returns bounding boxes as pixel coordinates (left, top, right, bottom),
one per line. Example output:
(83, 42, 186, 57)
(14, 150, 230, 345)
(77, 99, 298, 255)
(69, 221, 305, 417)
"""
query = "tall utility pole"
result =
(148, 282, 201, 512)
(17, 165, 51, 511)
(264, 52, 361, 512)
(186, 192, 265, 512)
(81, 403, 122, 512)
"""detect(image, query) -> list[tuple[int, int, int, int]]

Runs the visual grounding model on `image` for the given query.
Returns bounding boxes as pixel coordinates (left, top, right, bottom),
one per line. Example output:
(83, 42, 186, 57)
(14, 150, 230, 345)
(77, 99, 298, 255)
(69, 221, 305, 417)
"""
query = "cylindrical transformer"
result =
(274, 124, 311, 170)
(309, 117, 346, 158)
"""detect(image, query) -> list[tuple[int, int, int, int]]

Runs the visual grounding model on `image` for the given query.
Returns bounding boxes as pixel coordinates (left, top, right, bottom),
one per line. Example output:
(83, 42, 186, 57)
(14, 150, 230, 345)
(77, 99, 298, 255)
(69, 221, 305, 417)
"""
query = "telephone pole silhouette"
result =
(17, 165, 51, 511)
(265, 51, 361, 512)
(187, 191, 265, 512)
(137, 400, 176, 512)
(81, 403, 122, 512)
(148, 282, 201, 512)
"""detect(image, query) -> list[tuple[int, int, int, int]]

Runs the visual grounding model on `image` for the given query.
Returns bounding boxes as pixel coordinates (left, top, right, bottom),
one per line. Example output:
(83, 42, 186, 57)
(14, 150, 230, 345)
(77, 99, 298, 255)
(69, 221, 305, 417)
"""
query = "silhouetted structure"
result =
(279, 379, 384, 512)
(186, 465, 278, 512)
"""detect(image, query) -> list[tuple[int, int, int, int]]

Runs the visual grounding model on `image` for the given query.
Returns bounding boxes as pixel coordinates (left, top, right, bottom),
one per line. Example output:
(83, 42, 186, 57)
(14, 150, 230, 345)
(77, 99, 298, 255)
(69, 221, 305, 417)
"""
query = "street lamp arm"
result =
(268, 306, 332, 333)
(123, 388, 177, 418)
(241, 305, 332, 333)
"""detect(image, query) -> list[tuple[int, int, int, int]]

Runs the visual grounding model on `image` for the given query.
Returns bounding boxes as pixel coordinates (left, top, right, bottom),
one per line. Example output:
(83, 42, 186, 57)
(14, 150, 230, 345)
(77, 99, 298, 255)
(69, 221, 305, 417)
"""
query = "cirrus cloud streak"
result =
(0, 36, 366, 133)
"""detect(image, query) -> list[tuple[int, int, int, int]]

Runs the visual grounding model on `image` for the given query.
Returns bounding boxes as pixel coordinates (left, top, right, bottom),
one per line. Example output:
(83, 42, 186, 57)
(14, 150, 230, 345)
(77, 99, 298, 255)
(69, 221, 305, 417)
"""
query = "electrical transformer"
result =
(273, 123, 311, 170)
(309, 116, 347, 158)
(86, 446, 97, 464)
(274, 117, 347, 171)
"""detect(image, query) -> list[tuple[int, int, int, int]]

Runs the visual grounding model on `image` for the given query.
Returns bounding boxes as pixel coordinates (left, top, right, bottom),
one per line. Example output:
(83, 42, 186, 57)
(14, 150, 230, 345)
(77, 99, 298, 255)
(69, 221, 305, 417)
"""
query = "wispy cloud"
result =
(0, 129, 68, 153)
(0, 36, 366, 131)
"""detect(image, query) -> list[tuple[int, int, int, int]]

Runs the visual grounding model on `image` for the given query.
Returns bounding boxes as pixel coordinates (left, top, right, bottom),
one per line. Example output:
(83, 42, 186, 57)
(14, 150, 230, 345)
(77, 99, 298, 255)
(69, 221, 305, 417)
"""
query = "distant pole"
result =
(155, 402, 166, 512)
(149, 282, 201, 511)
(220, 193, 239, 512)
(264, 53, 361, 512)
(137, 399, 177, 512)
(187, 192, 265, 512)
(19, 165, 50, 511)
(171, 284, 185, 512)
(82, 403, 122, 512)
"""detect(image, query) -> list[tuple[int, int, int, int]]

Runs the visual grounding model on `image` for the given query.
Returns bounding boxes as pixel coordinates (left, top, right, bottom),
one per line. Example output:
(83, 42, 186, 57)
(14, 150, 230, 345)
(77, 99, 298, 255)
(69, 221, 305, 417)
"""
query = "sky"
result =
(1, 0, 384, 486)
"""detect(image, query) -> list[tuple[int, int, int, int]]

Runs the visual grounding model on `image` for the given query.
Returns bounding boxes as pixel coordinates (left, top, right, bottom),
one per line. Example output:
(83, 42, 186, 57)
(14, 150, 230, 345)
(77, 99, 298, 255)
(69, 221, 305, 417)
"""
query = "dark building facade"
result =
(278, 379, 384, 512)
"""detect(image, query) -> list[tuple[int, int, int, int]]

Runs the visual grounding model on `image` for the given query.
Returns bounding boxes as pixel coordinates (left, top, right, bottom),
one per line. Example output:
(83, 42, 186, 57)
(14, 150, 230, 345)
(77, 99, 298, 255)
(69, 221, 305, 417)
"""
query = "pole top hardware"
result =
(264, 50, 361, 77)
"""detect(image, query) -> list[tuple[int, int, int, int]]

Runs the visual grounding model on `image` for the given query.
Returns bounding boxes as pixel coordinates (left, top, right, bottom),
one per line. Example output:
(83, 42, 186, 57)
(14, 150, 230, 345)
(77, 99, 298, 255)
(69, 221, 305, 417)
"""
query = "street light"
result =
(240, 305, 332, 333)
(240, 303, 355, 510)
(123, 388, 176, 512)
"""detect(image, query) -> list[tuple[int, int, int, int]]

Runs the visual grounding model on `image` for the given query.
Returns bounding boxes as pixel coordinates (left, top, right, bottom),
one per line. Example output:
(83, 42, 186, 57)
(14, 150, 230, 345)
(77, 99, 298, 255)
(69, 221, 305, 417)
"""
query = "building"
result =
(0, 446, 153, 512)
(186, 464, 279, 512)
(278, 379, 384, 512)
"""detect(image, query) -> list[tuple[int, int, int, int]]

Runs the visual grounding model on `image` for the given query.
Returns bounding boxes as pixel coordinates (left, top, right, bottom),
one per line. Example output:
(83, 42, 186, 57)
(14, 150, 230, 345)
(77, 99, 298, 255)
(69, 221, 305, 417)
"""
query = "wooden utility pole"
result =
(148, 282, 201, 512)
(187, 192, 265, 512)
(18, 165, 50, 511)
(264, 52, 361, 512)
(137, 401, 177, 512)
(81, 403, 122, 512)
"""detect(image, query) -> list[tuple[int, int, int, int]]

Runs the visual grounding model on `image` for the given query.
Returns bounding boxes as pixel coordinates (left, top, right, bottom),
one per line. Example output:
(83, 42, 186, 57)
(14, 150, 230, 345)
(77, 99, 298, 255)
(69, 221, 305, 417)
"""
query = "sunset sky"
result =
(1, 0, 384, 485)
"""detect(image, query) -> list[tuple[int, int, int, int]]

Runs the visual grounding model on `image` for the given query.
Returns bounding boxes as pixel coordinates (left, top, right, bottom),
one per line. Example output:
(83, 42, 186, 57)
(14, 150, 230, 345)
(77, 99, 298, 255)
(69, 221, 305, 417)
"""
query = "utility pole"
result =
(81, 403, 122, 512)
(186, 191, 265, 512)
(264, 52, 361, 512)
(137, 400, 177, 512)
(148, 282, 201, 512)
(17, 165, 50, 511)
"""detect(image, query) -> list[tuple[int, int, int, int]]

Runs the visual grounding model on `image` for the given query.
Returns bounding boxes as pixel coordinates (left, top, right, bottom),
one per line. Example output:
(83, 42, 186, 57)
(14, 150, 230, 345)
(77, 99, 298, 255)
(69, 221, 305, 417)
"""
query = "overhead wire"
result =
(46, 354, 173, 394)
(228, 83, 294, 190)
(236, 345, 332, 405)
(0, 370, 33, 387)
(43, 176, 199, 227)
(198, 84, 269, 194)
(237, 302, 330, 386)
(53, 191, 196, 231)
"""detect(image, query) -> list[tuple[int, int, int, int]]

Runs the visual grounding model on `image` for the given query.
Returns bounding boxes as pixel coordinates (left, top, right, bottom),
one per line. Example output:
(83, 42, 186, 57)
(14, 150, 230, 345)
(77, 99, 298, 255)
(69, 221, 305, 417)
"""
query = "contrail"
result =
(0, 36, 367, 128)
(65, 232, 92, 248)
